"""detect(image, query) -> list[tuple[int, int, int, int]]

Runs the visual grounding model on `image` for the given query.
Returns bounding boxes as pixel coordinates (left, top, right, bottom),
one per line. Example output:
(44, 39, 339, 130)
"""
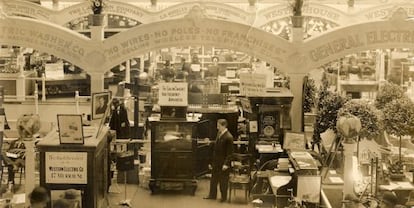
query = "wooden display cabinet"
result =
(240, 88, 293, 147)
(148, 117, 201, 195)
(36, 127, 110, 208)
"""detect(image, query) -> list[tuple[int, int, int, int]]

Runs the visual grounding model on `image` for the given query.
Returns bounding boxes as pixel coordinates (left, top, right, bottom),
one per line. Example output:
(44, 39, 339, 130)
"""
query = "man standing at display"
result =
(109, 98, 130, 139)
(204, 119, 234, 202)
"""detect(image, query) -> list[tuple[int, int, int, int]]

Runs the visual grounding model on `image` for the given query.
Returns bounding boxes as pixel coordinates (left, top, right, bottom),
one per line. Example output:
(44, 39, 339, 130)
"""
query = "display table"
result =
(36, 126, 109, 208)
(0, 71, 36, 97)
(379, 180, 414, 205)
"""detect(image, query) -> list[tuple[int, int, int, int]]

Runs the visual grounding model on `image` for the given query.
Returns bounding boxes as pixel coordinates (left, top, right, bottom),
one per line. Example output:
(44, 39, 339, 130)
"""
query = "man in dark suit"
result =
(204, 119, 234, 202)
(109, 99, 130, 139)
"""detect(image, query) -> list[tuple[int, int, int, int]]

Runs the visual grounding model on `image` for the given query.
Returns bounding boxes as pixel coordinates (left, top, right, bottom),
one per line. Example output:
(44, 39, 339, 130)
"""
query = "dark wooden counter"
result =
(36, 126, 109, 208)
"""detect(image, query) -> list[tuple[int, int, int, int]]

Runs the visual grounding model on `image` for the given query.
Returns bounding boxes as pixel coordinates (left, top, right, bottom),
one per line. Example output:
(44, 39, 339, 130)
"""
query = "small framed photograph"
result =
(91, 91, 111, 120)
(57, 114, 84, 145)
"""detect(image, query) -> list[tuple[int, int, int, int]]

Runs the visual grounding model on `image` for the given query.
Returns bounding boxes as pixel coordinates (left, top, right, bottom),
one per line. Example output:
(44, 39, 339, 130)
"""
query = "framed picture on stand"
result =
(91, 91, 111, 120)
(57, 114, 84, 145)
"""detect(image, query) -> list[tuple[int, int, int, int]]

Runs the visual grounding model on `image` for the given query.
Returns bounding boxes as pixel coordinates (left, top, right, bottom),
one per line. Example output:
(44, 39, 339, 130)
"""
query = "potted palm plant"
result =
(290, 0, 304, 28)
(347, 0, 354, 7)
(248, 0, 257, 7)
(90, 0, 106, 26)
(151, 0, 157, 7)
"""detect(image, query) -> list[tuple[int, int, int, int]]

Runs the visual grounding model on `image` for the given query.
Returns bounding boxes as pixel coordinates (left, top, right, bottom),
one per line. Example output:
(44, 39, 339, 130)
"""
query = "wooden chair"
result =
(406, 190, 414, 207)
(228, 153, 252, 203)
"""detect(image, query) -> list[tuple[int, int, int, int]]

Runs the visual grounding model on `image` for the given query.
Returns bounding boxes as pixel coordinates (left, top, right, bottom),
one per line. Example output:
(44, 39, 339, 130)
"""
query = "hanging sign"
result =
(158, 82, 188, 106)
(45, 152, 87, 184)
(239, 73, 267, 96)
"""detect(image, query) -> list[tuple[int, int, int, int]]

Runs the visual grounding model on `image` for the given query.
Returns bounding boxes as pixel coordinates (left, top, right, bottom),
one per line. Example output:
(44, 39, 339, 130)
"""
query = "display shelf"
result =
(0, 71, 36, 96)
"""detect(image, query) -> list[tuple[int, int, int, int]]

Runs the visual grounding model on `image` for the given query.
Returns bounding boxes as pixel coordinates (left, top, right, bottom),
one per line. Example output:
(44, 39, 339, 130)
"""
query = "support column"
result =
(90, 25, 105, 42)
(16, 53, 26, 101)
(16, 75, 26, 101)
(289, 73, 306, 132)
(125, 60, 131, 97)
(291, 27, 303, 44)
(89, 24, 105, 94)
(89, 72, 105, 93)
(342, 142, 356, 201)
(24, 140, 36, 208)
(377, 51, 385, 82)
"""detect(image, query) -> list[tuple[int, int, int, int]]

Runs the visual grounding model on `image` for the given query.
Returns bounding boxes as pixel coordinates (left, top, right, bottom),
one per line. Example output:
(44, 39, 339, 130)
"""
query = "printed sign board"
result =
(45, 152, 87, 184)
(158, 82, 188, 106)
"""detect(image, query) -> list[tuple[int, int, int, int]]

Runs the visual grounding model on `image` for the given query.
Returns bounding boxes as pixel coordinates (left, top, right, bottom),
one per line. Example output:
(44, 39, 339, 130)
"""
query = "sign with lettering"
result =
(158, 82, 188, 106)
(45, 152, 87, 184)
(102, 18, 290, 70)
(307, 25, 414, 67)
(45, 63, 64, 78)
(3, 1, 53, 21)
(0, 18, 90, 69)
(239, 73, 267, 96)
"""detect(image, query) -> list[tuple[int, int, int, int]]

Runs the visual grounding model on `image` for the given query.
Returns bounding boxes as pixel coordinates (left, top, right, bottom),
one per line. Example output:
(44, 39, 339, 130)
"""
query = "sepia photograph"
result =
(2, 1, 413, 208)
(91, 91, 111, 120)
(57, 114, 84, 144)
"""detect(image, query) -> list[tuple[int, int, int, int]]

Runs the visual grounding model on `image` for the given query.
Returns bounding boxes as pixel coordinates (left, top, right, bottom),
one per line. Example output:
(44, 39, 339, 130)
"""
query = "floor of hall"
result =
(106, 178, 252, 208)
(7, 176, 252, 208)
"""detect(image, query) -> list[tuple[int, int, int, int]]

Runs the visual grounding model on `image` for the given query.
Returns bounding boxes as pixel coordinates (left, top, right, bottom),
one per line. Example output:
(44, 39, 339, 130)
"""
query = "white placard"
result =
(225, 69, 236, 78)
(45, 63, 64, 78)
(249, 121, 258, 133)
(158, 82, 188, 106)
(191, 64, 201, 72)
(45, 152, 87, 184)
(239, 73, 267, 96)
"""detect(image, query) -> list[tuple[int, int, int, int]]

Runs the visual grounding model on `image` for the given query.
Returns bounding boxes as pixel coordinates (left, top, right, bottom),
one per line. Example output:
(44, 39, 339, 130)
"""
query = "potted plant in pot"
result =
(90, 0, 107, 26)
(289, 0, 304, 28)
(382, 97, 414, 180)
(347, 0, 354, 7)
(151, 0, 157, 7)
(248, 0, 257, 7)
(375, 81, 405, 110)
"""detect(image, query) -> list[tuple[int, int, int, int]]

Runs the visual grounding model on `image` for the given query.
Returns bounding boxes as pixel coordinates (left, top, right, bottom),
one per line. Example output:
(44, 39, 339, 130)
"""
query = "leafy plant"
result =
(288, 0, 304, 16)
(90, 0, 107, 15)
(303, 76, 316, 113)
(312, 90, 348, 144)
(338, 99, 383, 141)
(383, 97, 414, 162)
(383, 97, 414, 137)
(375, 81, 406, 110)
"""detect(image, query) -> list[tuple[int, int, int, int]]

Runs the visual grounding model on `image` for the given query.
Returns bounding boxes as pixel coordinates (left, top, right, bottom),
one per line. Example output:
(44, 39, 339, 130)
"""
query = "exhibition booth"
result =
(1, 0, 414, 208)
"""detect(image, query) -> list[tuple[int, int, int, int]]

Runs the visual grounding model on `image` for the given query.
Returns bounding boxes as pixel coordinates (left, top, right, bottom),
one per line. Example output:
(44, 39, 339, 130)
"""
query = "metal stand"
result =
(108, 166, 121, 194)
(119, 171, 131, 207)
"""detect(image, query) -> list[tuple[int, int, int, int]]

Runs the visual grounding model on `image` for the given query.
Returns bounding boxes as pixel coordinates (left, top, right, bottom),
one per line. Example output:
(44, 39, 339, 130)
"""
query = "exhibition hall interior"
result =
(1, 0, 414, 207)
